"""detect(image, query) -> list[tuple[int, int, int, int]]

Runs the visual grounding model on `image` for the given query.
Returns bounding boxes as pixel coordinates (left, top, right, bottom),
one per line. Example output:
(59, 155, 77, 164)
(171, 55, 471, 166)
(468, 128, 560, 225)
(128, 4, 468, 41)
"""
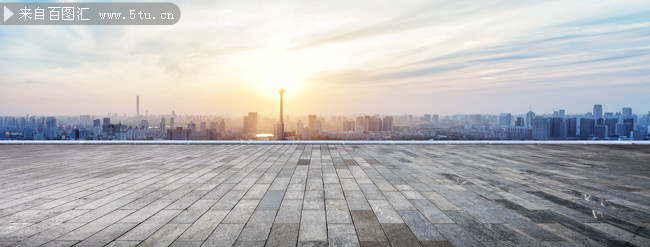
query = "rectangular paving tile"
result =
(298, 210, 327, 242)
(381, 223, 422, 247)
(397, 210, 446, 242)
(350, 210, 387, 242)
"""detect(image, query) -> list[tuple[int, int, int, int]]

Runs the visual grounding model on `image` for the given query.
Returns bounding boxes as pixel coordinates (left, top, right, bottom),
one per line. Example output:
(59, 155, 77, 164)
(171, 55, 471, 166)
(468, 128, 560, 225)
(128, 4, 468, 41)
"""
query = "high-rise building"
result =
(594, 125, 609, 139)
(160, 118, 166, 134)
(593, 104, 602, 119)
(136, 95, 140, 116)
(622, 107, 632, 118)
(243, 112, 258, 133)
(45, 117, 57, 140)
(423, 114, 431, 123)
(277, 88, 285, 140)
(219, 119, 225, 132)
(343, 121, 355, 131)
(604, 118, 617, 137)
(23, 126, 34, 140)
(580, 118, 595, 139)
(297, 120, 304, 135)
(532, 116, 548, 140)
(526, 110, 535, 128)
(170, 117, 175, 130)
(515, 117, 524, 127)
(559, 109, 565, 118)
(431, 114, 439, 124)
(383, 116, 394, 131)
(566, 118, 577, 137)
(309, 115, 317, 130)
(187, 122, 197, 135)
(623, 118, 634, 137)
(314, 120, 323, 135)
(499, 113, 512, 127)
(549, 117, 566, 139)
(167, 127, 192, 140)
(200, 122, 207, 135)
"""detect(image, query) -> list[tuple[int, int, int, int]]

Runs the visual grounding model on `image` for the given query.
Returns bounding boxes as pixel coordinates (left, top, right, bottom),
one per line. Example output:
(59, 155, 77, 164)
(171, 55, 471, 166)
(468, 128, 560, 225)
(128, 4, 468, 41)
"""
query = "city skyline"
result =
(1, 0, 649, 115)
(2, 102, 648, 141)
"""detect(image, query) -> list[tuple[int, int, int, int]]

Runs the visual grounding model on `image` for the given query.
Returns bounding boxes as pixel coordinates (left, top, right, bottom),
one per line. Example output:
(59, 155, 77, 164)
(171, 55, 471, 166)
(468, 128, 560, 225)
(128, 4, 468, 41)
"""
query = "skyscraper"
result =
(45, 117, 57, 140)
(532, 116, 548, 140)
(382, 116, 394, 131)
(499, 113, 512, 127)
(243, 112, 258, 133)
(136, 95, 139, 117)
(526, 110, 535, 128)
(549, 117, 566, 139)
(594, 125, 609, 139)
(160, 118, 166, 134)
(170, 117, 175, 130)
(593, 104, 602, 119)
(277, 88, 285, 140)
(297, 120, 304, 135)
(566, 118, 577, 138)
(622, 107, 632, 117)
(515, 117, 524, 127)
(309, 115, 317, 130)
(580, 118, 595, 139)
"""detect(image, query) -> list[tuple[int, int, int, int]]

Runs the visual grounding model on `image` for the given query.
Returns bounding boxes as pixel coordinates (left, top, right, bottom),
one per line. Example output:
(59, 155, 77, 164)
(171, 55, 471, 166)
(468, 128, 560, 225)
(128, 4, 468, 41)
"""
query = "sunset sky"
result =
(1, 0, 649, 116)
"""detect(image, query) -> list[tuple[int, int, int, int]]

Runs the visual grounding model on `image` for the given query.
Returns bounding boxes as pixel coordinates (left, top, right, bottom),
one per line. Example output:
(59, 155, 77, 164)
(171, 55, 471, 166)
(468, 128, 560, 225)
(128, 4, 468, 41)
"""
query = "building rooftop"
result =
(0, 144, 649, 246)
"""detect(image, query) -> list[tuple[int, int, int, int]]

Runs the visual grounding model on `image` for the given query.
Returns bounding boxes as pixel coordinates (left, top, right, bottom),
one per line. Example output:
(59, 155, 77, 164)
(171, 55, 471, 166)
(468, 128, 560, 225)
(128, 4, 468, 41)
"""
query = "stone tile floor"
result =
(0, 144, 649, 247)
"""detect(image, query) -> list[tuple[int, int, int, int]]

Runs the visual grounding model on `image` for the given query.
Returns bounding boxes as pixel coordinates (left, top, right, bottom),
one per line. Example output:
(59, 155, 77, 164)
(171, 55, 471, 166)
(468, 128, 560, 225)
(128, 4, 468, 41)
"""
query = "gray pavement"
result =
(0, 144, 648, 246)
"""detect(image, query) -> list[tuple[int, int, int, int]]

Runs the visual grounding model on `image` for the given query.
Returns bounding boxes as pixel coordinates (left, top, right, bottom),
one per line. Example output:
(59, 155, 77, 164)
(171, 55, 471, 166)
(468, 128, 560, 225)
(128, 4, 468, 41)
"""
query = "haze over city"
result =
(1, 0, 649, 116)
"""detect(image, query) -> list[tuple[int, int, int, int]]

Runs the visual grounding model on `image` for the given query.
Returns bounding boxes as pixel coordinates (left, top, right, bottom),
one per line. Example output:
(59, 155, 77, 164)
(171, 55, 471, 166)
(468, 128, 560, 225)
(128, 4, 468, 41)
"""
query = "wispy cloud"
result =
(0, 0, 648, 115)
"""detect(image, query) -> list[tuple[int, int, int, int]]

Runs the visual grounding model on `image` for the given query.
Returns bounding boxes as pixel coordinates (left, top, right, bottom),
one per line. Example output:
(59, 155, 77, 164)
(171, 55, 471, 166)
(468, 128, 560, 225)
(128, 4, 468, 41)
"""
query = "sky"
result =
(1, 0, 649, 116)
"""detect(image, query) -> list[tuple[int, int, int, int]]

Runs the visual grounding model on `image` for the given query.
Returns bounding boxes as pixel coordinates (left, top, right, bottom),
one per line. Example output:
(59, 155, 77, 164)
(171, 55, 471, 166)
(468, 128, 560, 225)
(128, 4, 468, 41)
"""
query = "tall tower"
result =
(136, 95, 140, 117)
(278, 88, 285, 140)
(593, 104, 602, 119)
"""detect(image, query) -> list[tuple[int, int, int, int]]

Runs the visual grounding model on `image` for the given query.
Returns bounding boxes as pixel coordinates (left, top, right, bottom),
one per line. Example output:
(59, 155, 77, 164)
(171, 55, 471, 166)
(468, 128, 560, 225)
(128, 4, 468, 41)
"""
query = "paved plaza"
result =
(0, 144, 649, 246)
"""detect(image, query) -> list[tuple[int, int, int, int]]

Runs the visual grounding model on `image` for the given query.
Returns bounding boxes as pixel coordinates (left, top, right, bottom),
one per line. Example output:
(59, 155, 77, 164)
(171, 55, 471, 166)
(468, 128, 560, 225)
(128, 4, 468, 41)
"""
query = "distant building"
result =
(580, 118, 595, 139)
(160, 118, 166, 134)
(499, 113, 511, 127)
(297, 120, 304, 135)
(594, 125, 609, 139)
(507, 127, 531, 140)
(526, 110, 535, 128)
(532, 116, 548, 140)
(566, 118, 577, 138)
(167, 127, 192, 140)
(343, 121, 355, 131)
(622, 118, 634, 137)
(549, 117, 566, 139)
(383, 116, 394, 131)
(515, 117, 524, 127)
(243, 112, 258, 133)
(23, 126, 34, 140)
(593, 104, 603, 119)
(170, 117, 175, 130)
(622, 107, 632, 118)
(431, 114, 439, 124)
(45, 117, 57, 140)
(309, 115, 317, 130)
(200, 122, 207, 135)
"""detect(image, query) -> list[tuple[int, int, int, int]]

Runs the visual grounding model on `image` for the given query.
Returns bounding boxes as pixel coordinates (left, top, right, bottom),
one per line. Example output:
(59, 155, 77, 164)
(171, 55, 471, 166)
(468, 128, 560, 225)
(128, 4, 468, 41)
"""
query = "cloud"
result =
(0, 0, 649, 115)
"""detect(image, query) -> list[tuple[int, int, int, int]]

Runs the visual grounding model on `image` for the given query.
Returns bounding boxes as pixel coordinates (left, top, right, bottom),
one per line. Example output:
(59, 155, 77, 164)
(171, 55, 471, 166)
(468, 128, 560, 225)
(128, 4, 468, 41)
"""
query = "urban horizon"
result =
(2, 99, 648, 141)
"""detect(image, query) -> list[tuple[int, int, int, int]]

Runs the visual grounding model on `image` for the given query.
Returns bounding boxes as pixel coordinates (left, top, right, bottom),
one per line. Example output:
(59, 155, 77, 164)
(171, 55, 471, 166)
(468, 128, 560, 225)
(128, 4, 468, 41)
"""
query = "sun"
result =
(238, 48, 311, 100)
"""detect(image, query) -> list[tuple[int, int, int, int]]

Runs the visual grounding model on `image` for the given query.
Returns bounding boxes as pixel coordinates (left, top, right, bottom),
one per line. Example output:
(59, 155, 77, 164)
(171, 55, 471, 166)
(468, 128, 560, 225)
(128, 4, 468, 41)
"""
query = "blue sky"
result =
(0, 0, 649, 116)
